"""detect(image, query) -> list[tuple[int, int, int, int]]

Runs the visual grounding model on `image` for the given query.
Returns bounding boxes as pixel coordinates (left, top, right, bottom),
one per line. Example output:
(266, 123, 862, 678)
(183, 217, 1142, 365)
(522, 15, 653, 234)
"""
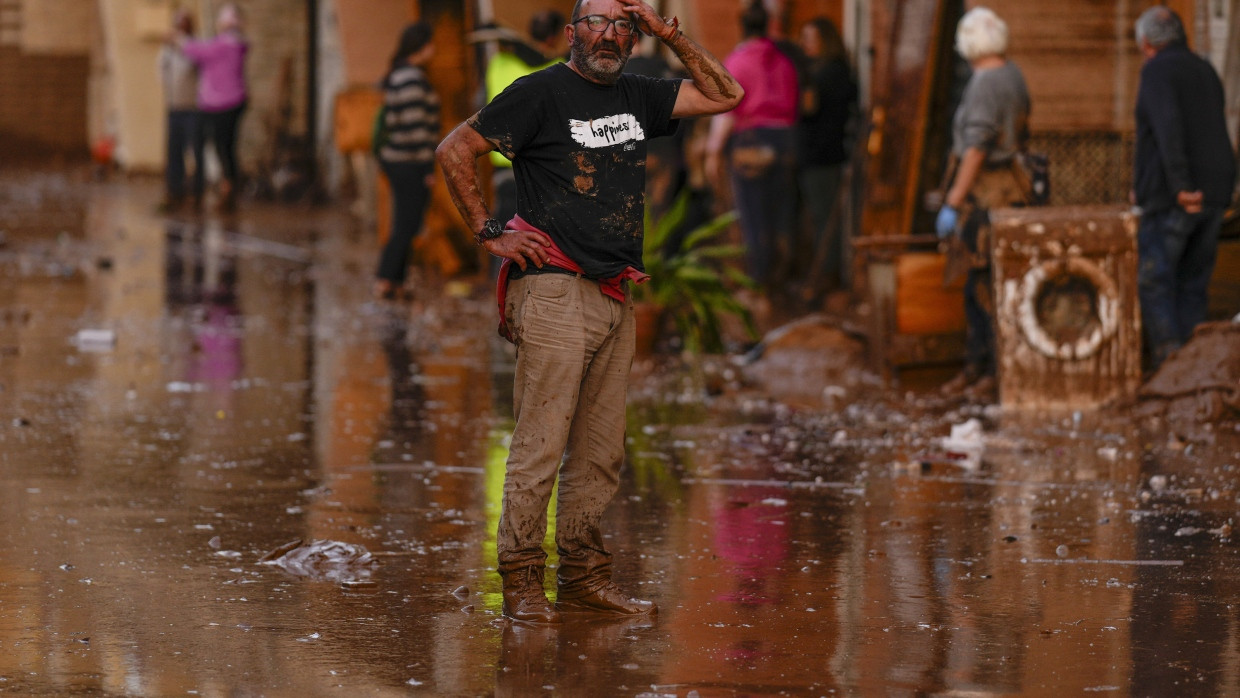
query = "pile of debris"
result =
(1136, 320, 1240, 432)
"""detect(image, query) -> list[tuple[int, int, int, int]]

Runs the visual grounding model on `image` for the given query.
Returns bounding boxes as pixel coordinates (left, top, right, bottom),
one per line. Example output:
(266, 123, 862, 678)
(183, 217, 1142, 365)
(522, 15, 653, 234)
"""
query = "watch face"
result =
(475, 219, 504, 245)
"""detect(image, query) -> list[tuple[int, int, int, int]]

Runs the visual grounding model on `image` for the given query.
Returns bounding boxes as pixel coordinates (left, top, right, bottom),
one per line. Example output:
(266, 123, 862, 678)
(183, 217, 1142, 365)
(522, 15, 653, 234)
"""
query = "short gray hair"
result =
(955, 7, 1008, 61)
(1135, 6, 1186, 49)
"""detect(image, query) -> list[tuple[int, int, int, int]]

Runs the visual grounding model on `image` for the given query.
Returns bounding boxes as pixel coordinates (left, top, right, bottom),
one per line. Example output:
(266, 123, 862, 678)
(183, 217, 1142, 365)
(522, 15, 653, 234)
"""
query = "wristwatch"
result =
(474, 218, 504, 245)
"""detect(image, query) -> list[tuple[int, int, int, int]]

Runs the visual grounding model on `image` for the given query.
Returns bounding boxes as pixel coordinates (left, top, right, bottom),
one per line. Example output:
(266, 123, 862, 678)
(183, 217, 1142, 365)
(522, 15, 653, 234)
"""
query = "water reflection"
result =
(496, 615, 659, 696)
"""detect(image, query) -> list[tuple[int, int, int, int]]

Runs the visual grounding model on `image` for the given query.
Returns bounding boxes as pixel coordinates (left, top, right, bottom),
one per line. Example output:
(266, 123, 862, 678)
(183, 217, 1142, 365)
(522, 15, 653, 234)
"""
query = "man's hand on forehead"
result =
(620, 0, 675, 40)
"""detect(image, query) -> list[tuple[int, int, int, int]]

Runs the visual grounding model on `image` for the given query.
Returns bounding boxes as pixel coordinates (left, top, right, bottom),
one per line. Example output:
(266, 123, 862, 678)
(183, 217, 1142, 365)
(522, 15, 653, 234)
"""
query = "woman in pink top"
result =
(706, 0, 799, 290)
(179, 3, 248, 212)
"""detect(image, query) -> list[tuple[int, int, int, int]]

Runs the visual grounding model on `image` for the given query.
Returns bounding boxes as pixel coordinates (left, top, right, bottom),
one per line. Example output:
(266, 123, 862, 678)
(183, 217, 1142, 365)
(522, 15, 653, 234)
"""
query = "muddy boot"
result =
(556, 582, 657, 616)
(501, 567, 561, 623)
(964, 375, 997, 403)
(940, 364, 982, 397)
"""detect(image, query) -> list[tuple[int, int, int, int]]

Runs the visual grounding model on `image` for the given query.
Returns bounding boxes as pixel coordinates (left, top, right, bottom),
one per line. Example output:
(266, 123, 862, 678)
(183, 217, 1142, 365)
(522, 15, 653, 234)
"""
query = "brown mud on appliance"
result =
(990, 205, 1142, 410)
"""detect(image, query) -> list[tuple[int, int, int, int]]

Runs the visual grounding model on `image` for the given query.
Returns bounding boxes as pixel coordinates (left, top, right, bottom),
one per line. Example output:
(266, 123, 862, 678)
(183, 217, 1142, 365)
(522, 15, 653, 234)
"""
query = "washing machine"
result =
(990, 205, 1141, 410)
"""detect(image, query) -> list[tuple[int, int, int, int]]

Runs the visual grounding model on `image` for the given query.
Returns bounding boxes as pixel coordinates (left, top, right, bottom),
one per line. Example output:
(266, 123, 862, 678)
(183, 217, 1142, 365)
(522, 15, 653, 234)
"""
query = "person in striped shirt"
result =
(374, 22, 441, 301)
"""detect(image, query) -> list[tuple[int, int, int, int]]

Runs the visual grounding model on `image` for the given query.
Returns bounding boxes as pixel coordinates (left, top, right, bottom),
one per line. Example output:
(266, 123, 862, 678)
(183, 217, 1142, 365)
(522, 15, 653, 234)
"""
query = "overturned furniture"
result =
(991, 205, 1141, 409)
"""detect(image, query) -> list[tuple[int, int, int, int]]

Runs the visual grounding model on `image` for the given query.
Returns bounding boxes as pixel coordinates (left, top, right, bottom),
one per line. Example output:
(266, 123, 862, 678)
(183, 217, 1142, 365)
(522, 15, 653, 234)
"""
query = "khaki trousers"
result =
(498, 273, 635, 598)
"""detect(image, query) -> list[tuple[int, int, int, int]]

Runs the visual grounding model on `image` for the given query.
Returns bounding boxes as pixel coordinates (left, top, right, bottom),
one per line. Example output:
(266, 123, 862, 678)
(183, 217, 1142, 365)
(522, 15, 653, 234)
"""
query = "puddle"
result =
(0, 169, 1237, 695)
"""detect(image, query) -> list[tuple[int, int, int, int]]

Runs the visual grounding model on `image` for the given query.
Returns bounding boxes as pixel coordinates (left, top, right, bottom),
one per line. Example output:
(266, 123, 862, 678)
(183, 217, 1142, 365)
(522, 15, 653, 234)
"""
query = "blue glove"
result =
(935, 205, 958, 239)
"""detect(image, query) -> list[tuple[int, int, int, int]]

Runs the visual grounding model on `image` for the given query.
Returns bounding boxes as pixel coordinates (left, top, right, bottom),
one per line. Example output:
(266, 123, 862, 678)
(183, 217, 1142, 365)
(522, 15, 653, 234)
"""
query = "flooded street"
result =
(1, 168, 1238, 696)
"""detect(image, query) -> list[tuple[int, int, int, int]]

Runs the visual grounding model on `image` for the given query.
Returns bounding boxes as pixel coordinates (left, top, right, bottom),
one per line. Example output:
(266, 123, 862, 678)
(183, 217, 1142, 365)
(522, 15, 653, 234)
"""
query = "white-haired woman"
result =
(935, 6, 1032, 398)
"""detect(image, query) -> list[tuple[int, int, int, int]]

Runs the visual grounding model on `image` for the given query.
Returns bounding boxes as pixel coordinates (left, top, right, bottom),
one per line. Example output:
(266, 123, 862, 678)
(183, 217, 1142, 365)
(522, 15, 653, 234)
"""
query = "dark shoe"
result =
(373, 279, 398, 301)
(939, 370, 975, 397)
(501, 567, 561, 624)
(965, 375, 997, 403)
(556, 582, 656, 616)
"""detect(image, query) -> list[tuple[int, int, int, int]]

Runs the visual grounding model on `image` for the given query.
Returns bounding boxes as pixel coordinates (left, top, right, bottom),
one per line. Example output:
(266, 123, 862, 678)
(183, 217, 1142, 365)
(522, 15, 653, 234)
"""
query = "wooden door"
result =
(858, 0, 956, 241)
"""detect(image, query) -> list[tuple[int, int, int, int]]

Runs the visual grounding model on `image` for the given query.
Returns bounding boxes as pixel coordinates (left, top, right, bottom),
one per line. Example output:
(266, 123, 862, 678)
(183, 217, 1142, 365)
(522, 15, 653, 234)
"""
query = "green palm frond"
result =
(637, 190, 757, 354)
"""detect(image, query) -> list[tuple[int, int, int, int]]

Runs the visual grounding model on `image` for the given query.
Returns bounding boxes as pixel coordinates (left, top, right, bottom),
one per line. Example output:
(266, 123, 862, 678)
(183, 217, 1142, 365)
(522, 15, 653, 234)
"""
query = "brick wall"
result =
(0, 46, 89, 158)
(230, 0, 310, 173)
(985, 0, 1143, 133)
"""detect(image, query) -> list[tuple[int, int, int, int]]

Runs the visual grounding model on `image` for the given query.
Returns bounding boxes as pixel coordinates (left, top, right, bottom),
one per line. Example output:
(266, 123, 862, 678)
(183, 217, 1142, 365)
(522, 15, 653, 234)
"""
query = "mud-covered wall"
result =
(0, 0, 93, 159)
(235, 0, 311, 167)
(0, 47, 90, 158)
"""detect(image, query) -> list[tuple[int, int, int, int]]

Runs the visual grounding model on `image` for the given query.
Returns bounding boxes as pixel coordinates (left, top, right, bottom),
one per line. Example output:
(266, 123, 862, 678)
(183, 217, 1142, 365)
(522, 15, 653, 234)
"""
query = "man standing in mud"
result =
(1132, 5, 1236, 370)
(436, 0, 742, 622)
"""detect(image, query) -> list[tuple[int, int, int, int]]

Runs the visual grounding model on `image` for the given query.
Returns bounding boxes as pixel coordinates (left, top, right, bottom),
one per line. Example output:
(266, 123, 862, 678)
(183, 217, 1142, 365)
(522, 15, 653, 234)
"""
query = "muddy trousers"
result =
(1137, 206, 1222, 368)
(498, 274, 635, 599)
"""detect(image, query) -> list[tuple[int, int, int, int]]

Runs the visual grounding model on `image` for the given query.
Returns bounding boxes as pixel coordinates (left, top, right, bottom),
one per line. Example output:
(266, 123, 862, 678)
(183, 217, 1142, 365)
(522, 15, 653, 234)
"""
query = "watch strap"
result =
(473, 218, 504, 245)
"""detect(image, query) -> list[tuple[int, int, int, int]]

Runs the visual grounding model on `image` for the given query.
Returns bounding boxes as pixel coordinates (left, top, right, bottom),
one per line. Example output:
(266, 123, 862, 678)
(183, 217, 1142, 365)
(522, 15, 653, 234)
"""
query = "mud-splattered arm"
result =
(435, 119, 495, 235)
(435, 117, 552, 270)
(621, 1, 743, 118)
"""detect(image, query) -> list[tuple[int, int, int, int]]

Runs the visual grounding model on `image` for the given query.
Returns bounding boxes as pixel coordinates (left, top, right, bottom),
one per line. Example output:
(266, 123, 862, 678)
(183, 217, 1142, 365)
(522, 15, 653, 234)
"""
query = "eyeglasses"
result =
(573, 15, 635, 36)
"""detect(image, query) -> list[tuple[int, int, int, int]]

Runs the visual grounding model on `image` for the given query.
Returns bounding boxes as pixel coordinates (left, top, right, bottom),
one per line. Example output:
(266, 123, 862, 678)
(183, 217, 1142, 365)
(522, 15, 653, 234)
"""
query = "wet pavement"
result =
(1, 168, 1238, 696)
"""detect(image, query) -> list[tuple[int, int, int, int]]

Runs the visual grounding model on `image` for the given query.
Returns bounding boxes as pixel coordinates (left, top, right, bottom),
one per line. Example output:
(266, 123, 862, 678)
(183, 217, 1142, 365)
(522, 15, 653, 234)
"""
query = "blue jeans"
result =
(1137, 206, 1223, 367)
(195, 102, 246, 194)
(959, 208, 995, 377)
(376, 160, 433, 284)
(964, 266, 994, 376)
(165, 109, 202, 200)
(729, 127, 796, 288)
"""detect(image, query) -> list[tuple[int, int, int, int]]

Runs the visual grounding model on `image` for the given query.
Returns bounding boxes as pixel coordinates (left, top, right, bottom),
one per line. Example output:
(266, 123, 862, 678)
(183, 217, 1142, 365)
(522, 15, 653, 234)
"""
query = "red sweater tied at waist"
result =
(495, 215, 649, 342)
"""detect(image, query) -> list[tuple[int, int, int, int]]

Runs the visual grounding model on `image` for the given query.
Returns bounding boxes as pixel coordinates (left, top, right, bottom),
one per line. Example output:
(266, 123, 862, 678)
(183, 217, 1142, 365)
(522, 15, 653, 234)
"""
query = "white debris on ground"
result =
(258, 539, 377, 586)
(938, 418, 985, 471)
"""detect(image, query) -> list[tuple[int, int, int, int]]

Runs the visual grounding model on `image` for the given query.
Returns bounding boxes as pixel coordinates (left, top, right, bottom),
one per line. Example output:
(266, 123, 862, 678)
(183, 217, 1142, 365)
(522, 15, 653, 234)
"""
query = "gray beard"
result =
(570, 40, 630, 84)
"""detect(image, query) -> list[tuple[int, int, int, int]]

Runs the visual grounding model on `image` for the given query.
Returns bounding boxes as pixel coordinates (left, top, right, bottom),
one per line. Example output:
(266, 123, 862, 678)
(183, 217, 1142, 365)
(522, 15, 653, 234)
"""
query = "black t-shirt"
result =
(469, 62, 681, 278)
(798, 58, 856, 167)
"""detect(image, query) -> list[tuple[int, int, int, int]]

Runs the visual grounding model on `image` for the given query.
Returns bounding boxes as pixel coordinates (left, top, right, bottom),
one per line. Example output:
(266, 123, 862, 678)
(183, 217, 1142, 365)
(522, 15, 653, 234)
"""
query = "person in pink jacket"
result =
(179, 3, 248, 212)
(705, 0, 799, 291)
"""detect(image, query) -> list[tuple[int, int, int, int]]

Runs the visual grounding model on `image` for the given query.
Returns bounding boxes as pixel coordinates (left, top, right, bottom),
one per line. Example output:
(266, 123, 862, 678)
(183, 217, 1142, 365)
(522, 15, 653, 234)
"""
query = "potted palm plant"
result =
(635, 189, 758, 354)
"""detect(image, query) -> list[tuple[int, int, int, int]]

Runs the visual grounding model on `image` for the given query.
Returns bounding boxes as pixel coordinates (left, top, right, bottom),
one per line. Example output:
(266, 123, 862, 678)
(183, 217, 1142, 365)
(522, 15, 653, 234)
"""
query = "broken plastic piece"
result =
(73, 328, 116, 351)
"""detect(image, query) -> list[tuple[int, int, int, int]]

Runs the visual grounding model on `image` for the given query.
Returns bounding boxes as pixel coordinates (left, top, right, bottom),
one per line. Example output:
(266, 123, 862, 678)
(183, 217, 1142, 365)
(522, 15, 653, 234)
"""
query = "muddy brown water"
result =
(0, 169, 1237, 696)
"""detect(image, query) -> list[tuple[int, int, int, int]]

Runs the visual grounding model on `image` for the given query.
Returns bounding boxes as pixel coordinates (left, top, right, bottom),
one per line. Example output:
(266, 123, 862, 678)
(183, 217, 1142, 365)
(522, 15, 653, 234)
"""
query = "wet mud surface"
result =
(0, 169, 1238, 695)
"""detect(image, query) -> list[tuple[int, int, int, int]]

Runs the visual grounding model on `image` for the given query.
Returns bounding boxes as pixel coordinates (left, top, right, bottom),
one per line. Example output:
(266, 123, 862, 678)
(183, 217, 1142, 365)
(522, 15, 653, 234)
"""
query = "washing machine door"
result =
(1016, 256, 1119, 361)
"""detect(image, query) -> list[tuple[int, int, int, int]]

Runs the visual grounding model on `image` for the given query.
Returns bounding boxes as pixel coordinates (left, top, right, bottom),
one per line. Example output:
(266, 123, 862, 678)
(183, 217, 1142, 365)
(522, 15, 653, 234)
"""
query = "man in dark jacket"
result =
(1133, 5, 1236, 369)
